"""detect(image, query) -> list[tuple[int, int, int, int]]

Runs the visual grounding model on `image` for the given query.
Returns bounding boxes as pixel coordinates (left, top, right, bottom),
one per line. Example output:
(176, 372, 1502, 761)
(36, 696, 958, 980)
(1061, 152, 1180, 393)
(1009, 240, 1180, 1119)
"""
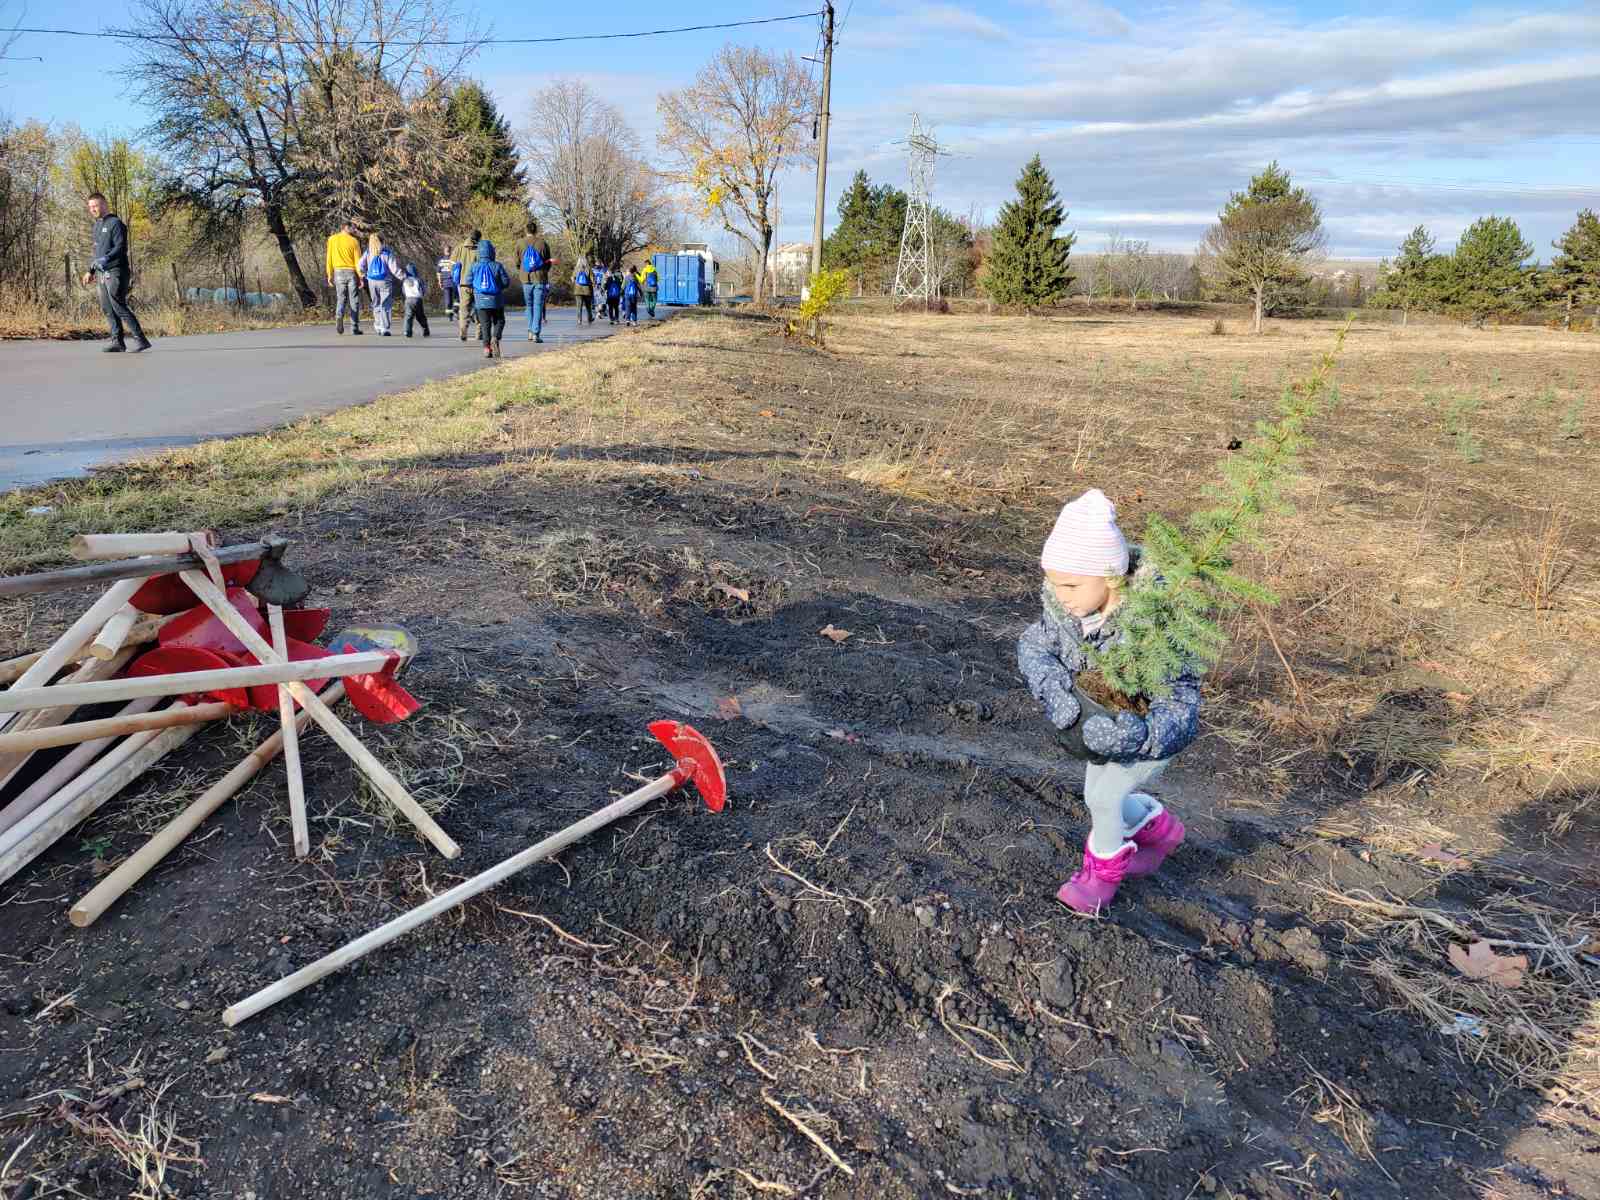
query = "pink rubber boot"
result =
(1123, 802, 1185, 878)
(1056, 841, 1135, 915)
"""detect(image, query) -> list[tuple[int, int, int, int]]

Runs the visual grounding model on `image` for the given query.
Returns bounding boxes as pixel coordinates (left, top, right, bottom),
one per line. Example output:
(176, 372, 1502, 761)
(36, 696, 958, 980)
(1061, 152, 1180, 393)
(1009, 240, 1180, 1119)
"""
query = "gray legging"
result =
(333, 269, 362, 330)
(1082, 757, 1168, 857)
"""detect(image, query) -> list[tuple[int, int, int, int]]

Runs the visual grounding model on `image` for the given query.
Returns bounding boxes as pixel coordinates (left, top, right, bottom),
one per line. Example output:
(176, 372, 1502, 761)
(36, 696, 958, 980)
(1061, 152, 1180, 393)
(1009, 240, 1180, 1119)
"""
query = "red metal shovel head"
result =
(242, 639, 332, 711)
(126, 645, 251, 708)
(280, 607, 332, 642)
(649, 720, 727, 813)
(130, 560, 261, 615)
(336, 642, 421, 724)
(159, 588, 268, 656)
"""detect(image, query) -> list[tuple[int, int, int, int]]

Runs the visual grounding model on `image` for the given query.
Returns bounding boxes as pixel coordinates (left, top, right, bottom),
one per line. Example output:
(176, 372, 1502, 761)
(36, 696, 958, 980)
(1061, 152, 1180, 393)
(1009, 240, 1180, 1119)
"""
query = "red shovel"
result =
(223, 720, 726, 1025)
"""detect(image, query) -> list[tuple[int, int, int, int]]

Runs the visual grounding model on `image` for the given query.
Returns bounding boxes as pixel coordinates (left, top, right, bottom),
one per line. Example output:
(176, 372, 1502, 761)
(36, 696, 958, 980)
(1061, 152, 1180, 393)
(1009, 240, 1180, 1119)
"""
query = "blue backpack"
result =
(521, 244, 545, 273)
(605, 277, 621, 299)
(575, 269, 589, 287)
(471, 261, 501, 299)
(624, 277, 639, 299)
(365, 252, 389, 282)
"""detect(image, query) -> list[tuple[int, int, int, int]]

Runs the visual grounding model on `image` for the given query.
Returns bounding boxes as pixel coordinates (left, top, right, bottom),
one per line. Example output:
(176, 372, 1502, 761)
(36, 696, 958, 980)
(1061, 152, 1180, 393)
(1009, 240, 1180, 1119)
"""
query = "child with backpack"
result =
(470, 240, 511, 358)
(401, 264, 431, 338)
(1017, 489, 1201, 915)
(622, 267, 640, 326)
(604, 267, 622, 325)
(436, 244, 459, 321)
(573, 258, 595, 324)
(358, 234, 402, 336)
(641, 259, 658, 318)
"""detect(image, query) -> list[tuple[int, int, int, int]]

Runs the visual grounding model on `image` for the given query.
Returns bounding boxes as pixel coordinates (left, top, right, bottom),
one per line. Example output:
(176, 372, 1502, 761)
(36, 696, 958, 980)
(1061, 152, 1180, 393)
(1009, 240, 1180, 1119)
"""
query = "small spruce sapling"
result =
(1088, 328, 1347, 701)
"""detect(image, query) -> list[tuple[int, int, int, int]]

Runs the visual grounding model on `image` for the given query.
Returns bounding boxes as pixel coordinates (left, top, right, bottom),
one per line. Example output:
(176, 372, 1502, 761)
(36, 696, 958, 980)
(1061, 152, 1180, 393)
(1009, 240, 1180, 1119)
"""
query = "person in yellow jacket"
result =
(325, 219, 363, 335)
(641, 259, 658, 318)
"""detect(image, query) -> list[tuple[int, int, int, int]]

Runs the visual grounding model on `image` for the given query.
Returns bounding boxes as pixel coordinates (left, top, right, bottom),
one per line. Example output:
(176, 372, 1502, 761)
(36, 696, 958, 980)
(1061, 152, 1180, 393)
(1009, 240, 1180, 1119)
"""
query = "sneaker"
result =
(102, 342, 126, 353)
(492, 339, 501, 358)
(534, 334, 543, 344)
(527, 332, 535, 341)
(336, 324, 344, 334)
(483, 345, 493, 358)
(130, 339, 152, 353)
(1124, 804, 1185, 879)
(353, 328, 363, 335)
(1056, 841, 1135, 915)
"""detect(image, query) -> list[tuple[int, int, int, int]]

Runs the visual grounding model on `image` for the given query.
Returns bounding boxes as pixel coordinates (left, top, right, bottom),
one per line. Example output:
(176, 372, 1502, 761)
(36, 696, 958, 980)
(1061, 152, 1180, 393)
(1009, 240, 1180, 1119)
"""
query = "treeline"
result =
(821, 170, 979, 297)
(1370, 212, 1600, 328)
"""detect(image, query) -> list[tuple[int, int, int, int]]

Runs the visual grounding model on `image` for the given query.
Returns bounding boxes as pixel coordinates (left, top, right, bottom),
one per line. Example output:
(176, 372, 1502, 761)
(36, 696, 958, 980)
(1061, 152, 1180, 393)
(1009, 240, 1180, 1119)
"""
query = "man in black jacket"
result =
(82, 192, 151, 353)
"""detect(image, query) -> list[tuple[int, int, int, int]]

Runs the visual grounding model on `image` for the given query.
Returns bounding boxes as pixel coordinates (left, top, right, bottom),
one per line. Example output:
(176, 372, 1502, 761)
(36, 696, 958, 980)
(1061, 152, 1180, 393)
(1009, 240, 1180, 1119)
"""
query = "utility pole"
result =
(809, 2, 835, 282)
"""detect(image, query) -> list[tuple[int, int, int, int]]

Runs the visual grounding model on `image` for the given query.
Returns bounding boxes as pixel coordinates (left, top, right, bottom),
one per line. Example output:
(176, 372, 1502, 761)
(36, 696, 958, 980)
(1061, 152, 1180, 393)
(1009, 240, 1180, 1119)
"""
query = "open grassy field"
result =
(0, 307, 1596, 1199)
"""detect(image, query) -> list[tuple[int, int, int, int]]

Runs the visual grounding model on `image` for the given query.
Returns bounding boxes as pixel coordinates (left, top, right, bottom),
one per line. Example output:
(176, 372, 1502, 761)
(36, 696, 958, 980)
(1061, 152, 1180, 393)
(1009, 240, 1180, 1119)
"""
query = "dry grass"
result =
(0, 292, 320, 341)
(1308, 883, 1600, 1108)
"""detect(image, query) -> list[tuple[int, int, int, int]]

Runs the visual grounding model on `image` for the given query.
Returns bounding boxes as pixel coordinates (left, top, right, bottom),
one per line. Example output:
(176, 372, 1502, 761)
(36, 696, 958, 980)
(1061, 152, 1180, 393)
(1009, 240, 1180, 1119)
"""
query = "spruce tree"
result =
(1090, 331, 1346, 700)
(983, 155, 1074, 307)
(1547, 209, 1600, 331)
(447, 82, 525, 204)
(1440, 216, 1534, 326)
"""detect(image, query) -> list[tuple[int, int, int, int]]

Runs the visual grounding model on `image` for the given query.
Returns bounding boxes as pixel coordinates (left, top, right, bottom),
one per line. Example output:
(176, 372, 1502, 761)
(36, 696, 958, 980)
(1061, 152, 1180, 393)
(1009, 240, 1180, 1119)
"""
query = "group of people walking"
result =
(326, 218, 658, 358)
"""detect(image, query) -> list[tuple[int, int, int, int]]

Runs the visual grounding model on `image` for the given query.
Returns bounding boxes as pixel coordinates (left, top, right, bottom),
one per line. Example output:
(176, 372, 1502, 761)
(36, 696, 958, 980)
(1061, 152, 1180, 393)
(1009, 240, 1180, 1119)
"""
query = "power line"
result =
(9, 11, 823, 49)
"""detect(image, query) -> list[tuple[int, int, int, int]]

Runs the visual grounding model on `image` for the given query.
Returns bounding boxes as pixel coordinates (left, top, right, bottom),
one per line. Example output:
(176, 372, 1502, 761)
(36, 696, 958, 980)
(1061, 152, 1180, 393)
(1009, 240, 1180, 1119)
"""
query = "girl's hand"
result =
(1082, 711, 1148, 758)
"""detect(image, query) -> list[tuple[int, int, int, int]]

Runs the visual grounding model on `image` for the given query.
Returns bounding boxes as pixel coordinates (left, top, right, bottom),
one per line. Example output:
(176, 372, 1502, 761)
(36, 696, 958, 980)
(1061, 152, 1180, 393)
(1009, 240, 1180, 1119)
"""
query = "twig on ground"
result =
(764, 843, 876, 917)
(492, 904, 616, 951)
(761, 1089, 855, 1177)
(934, 983, 1024, 1074)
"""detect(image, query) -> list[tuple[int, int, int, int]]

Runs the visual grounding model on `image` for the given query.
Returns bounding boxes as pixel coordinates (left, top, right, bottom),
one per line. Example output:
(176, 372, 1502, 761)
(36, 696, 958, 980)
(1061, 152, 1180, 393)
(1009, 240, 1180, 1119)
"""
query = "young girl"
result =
(604, 268, 622, 325)
(401, 263, 430, 338)
(1017, 488, 1201, 914)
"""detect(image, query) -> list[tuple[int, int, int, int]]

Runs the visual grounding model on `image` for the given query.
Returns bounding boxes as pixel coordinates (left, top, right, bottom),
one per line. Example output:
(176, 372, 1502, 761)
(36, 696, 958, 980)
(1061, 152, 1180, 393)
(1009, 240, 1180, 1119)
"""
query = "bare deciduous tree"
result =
(120, 0, 478, 308)
(521, 78, 674, 268)
(657, 45, 813, 305)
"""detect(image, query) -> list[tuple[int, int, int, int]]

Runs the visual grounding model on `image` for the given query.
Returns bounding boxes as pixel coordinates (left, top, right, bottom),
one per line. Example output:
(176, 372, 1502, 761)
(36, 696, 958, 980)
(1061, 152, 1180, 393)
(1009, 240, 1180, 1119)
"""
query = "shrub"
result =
(797, 267, 852, 346)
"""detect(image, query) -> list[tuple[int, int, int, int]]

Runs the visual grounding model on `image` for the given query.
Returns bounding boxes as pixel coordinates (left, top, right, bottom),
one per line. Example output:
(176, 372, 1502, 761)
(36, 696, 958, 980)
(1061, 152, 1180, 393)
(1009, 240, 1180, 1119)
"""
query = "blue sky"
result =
(3, 0, 1597, 259)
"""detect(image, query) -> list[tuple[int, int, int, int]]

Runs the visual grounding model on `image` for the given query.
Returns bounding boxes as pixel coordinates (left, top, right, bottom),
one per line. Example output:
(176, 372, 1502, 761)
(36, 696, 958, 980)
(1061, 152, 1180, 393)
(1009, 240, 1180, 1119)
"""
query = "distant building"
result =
(767, 242, 811, 295)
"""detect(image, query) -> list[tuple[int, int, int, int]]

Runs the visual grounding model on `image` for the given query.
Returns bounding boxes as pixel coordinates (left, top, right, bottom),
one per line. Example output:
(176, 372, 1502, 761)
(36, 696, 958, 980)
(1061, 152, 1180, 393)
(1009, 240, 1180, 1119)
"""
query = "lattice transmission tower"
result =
(891, 114, 946, 307)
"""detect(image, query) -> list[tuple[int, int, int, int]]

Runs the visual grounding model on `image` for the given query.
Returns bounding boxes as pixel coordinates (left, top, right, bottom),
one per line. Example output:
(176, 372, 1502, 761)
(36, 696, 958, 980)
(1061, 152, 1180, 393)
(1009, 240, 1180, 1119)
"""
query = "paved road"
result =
(0, 307, 642, 492)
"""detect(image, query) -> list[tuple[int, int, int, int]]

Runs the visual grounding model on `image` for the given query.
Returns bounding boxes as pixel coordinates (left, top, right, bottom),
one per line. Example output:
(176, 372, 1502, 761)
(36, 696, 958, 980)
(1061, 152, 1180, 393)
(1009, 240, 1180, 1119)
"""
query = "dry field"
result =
(0, 307, 1597, 1200)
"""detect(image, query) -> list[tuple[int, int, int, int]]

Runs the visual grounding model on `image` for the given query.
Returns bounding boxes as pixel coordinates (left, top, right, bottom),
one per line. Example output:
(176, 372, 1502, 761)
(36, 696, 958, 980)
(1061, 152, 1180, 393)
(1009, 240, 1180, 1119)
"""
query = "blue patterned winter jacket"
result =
(1016, 553, 1202, 762)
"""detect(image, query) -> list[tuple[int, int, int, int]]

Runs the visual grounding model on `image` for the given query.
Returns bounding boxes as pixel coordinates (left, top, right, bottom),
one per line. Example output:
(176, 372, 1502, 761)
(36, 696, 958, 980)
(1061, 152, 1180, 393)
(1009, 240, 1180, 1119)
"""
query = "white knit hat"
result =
(1040, 489, 1129, 577)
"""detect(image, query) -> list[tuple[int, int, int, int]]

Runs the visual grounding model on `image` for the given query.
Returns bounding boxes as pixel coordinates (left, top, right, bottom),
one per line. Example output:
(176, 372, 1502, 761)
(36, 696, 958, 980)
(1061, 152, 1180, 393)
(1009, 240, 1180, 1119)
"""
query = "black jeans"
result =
(606, 297, 619, 323)
(478, 306, 505, 346)
(98, 269, 147, 345)
(404, 299, 431, 336)
(577, 294, 594, 323)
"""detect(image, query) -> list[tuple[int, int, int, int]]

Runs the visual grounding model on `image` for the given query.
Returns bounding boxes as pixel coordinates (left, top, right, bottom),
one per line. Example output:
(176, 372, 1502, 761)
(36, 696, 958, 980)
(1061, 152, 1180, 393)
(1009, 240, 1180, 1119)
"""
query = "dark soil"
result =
(2, 314, 1597, 1200)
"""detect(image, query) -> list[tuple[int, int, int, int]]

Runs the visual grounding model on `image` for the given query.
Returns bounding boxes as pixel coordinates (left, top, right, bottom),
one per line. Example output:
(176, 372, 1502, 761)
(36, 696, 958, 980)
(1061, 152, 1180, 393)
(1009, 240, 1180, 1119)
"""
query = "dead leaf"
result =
(1442, 691, 1474, 705)
(716, 696, 743, 720)
(714, 582, 751, 604)
(759, 409, 776, 418)
(1448, 940, 1527, 989)
(1419, 844, 1470, 868)
(961, 568, 985, 578)
(250, 1092, 292, 1104)
(826, 728, 860, 743)
(819, 624, 852, 644)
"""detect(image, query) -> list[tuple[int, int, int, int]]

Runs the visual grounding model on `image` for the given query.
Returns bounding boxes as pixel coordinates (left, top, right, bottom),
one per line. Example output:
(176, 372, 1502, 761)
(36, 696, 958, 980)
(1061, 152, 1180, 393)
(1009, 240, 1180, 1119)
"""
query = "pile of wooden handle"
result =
(0, 531, 456, 929)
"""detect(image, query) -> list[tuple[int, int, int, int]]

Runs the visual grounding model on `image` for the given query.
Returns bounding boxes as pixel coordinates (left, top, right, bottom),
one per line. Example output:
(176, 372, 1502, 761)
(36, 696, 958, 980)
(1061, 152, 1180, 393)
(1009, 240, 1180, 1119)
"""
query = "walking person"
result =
(604, 267, 622, 325)
(436, 244, 460, 323)
(641, 258, 658, 319)
(573, 257, 595, 325)
(358, 234, 402, 336)
(456, 229, 482, 341)
(520, 219, 556, 343)
(83, 192, 150, 353)
(325, 218, 363, 335)
(469, 239, 511, 359)
(622, 266, 640, 326)
(401, 264, 431, 338)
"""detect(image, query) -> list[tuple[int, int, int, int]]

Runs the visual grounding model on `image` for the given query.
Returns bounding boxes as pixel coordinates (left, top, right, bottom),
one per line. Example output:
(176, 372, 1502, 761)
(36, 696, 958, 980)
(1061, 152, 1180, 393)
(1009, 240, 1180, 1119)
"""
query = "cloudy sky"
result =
(4, 1, 1596, 259)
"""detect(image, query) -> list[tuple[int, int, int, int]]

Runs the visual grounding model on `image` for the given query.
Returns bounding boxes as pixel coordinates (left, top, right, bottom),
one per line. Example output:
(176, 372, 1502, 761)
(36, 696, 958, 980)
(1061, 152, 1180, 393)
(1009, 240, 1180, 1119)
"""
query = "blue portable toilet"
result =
(654, 252, 709, 306)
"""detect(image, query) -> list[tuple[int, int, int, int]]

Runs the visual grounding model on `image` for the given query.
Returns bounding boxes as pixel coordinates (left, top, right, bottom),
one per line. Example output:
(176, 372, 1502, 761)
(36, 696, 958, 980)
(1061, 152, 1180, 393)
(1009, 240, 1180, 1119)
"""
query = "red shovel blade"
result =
(649, 720, 727, 812)
(126, 645, 251, 708)
(281, 607, 332, 642)
(243, 640, 331, 711)
(336, 643, 421, 724)
(130, 560, 262, 615)
(159, 589, 268, 656)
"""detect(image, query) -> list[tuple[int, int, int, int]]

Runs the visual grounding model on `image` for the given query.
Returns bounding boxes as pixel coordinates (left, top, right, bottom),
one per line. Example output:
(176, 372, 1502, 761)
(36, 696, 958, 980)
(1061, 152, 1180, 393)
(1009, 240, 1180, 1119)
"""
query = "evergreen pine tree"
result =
(1090, 330, 1347, 700)
(983, 156, 1074, 307)
(1547, 209, 1600, 331)
(823, 171, 909, 291)
(1370, 225, 1441, 325)
(447, 82, 525, 204)
(1440, 216, 1534, 326)
(1198, 162, 1324, 333)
